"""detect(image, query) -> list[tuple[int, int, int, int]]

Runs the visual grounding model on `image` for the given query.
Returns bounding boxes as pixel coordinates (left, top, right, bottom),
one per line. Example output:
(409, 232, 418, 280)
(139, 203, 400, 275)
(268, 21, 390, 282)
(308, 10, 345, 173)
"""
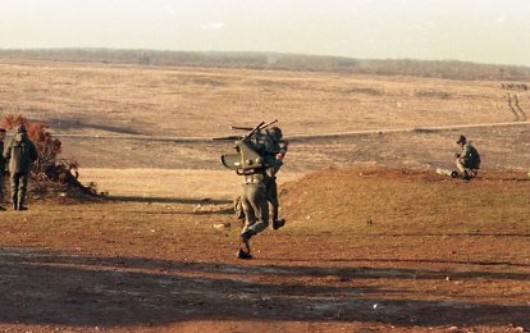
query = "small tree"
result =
(1, 114, 98, 198)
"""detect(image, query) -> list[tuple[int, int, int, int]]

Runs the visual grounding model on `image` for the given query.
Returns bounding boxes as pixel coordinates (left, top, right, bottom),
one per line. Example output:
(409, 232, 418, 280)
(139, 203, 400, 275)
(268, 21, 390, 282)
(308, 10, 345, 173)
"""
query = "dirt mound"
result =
(280, 167, 529, 228)
(29, 176, 103, 204)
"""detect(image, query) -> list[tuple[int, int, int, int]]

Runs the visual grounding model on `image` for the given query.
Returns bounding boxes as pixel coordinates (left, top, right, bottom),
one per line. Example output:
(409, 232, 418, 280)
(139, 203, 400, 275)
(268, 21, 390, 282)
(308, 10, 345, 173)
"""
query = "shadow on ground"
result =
(0, 247, 528, 328)
(106, 195, 231, 205)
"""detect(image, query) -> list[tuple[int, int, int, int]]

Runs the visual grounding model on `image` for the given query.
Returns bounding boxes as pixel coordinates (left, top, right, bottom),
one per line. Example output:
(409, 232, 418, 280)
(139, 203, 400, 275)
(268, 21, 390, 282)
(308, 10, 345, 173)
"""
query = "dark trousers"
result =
(0, 170, 4, 202)
(11, 172, 30, 207)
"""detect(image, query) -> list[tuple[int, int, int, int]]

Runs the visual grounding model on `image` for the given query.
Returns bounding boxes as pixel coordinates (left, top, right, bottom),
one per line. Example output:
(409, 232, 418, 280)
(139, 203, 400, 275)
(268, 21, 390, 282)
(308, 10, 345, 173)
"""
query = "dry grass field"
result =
(0, 58, 527, 139)
(0, 59, 528, 332)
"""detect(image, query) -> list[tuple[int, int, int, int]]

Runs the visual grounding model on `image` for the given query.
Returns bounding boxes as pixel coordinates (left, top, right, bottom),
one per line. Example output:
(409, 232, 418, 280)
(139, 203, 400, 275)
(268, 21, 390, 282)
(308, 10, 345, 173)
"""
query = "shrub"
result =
(1, 114, 100, 200)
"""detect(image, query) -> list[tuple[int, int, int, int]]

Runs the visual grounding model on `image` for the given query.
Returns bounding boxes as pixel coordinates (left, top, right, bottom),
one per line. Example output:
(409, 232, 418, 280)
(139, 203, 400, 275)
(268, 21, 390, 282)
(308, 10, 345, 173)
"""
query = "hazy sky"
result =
(0, 0, 529, 66)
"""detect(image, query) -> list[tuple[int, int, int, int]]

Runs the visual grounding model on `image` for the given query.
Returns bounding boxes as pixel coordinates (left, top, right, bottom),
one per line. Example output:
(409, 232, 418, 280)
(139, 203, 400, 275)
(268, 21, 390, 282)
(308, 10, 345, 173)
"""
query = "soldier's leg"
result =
(10, 173, 20, 210)
(239, 184, 256, 256)
(244, 183, 269, 236)
(266, 178, 279, 221)
(0, 173, 5, 211)
(18, 173, 29, 210)
(266, 179, 285, 230)
(455, 159, 471, 178)
(455, 158, 465, 174)
(234, 195, 246, 228)
(240, 185, 256, 232)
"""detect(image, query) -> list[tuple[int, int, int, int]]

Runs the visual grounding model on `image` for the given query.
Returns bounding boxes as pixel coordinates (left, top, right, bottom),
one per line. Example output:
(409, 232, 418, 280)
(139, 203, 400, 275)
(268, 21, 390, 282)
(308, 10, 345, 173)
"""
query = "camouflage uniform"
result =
(3, 127, 38, 210)
(455, 136, 480, 179)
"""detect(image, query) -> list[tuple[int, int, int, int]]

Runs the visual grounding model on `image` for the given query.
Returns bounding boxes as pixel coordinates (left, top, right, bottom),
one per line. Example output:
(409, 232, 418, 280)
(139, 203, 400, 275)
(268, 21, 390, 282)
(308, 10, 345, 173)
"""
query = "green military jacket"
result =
(0, 141, 4, 172)
(460, 142, 481, 169)
(262, 136, 284, 177)
(4, 132, 38, 173)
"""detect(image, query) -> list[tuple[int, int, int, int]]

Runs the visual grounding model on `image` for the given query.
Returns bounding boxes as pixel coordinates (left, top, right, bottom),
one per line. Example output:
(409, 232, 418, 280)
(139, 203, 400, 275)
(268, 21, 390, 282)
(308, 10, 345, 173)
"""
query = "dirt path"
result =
(53, 121, 530, 142)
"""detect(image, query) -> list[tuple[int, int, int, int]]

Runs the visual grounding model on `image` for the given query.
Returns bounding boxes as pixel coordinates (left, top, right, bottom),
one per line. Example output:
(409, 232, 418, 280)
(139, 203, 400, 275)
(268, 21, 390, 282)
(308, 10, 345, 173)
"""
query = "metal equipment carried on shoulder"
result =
(214, 120, 278, 175)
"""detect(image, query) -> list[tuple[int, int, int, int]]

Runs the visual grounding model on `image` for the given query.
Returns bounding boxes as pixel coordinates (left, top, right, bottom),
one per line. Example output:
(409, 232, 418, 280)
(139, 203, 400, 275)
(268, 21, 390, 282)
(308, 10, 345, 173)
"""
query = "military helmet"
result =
(456, 135, 466, 144)
(269, 126, 283, 141)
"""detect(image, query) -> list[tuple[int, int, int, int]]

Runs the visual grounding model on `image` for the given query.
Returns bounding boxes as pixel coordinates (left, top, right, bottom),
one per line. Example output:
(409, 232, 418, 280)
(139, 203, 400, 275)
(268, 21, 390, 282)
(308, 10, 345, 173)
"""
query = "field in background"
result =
(0, 59, 528, 332)
(1, 59, 528, 196)
(0, 59, 528, 140)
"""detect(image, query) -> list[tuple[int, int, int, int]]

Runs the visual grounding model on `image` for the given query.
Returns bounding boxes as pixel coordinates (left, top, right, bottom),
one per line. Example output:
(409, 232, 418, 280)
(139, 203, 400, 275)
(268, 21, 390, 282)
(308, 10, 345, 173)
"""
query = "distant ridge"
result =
(0, 48, 529, 81)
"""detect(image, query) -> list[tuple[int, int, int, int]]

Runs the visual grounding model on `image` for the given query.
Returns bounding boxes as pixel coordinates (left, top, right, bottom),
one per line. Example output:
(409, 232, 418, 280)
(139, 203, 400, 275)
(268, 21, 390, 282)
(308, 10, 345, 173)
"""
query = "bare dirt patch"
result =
(0, 168, 528, 332)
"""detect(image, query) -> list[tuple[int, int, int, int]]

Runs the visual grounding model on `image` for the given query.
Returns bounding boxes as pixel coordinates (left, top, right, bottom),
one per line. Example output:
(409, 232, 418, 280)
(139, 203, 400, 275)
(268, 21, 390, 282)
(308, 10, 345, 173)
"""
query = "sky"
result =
(0, 0, 529, 67)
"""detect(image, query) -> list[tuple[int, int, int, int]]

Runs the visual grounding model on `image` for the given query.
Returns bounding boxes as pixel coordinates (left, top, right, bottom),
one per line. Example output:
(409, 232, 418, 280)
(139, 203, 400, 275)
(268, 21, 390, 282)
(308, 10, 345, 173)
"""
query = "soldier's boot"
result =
(462, 170, 471, 181)
(17, 197, 27, 211)
(271, 206, 284, 230)
(273, 218, 286, 230)
(237, 230, 254, 259)
(236, 248, 253, 260)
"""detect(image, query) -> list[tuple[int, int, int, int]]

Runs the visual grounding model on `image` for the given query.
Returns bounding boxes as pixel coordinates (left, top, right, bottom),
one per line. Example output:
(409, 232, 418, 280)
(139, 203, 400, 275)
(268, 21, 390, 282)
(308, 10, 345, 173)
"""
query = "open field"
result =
(0, 59, 529, 332)
(0, 59, 529, 139)
(1, 59, 528, 182)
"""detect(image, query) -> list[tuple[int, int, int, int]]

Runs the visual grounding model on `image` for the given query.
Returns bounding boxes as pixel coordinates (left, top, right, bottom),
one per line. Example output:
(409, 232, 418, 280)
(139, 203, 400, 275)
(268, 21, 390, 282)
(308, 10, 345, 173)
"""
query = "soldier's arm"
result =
(277, 141, 289, 160)
(461, 144, 472, 164)
(3, 140, 12, 160)
(273, 159, 283, 174)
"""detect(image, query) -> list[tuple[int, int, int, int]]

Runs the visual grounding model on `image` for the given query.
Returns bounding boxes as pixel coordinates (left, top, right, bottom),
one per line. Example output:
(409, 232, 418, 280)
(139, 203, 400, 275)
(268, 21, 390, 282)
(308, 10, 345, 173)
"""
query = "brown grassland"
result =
(0, 59, 528, 332)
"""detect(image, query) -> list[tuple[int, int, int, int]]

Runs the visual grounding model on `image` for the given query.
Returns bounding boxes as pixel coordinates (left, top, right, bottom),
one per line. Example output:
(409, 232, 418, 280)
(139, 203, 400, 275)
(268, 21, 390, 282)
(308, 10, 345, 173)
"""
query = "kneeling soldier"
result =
(455, 135, 481, 180)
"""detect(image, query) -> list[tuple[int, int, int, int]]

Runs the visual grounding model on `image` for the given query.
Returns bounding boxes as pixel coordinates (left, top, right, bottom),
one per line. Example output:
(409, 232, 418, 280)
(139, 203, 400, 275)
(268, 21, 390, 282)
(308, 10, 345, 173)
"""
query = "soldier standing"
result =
(3, 125, 38, 210)
(455, 135, 481, 180)
(0, 128, 6, 211)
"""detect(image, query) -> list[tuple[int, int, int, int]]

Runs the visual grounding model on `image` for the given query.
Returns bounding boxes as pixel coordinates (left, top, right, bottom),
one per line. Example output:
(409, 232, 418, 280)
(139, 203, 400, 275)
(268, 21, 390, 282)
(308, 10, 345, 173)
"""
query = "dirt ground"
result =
(0, 169, 528, 333)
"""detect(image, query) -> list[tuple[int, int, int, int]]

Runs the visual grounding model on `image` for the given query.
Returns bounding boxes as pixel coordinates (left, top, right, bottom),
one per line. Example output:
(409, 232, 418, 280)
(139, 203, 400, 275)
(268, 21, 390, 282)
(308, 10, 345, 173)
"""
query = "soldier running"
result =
(216, 121, 288, 259)
(237, 126, 289, 259)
